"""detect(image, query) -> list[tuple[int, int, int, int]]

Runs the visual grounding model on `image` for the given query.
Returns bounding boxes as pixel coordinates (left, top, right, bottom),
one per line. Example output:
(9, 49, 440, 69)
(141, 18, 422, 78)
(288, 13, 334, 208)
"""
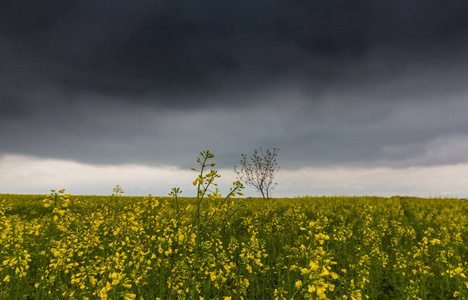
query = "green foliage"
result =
(170, 150, 245, 298)
(112, 185, 124, 197)
(1, 195, 468, 299)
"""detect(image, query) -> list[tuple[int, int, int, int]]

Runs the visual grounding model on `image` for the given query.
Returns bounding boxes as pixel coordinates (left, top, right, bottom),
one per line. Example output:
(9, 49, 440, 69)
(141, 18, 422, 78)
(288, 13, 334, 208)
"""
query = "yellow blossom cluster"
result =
(1, 194, 468, 299)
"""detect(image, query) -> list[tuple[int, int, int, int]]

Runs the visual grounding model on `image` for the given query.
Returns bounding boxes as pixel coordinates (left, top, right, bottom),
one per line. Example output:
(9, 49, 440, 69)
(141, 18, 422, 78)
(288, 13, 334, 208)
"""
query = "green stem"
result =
(175, 194, 180, 224)
(201, 188, 239, 232)
(191, 155, 208, 299)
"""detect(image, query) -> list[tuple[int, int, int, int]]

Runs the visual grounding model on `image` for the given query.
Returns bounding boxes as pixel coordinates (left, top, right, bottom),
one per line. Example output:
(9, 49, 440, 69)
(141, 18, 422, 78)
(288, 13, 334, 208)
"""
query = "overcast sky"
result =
(1, 0, 468, 197)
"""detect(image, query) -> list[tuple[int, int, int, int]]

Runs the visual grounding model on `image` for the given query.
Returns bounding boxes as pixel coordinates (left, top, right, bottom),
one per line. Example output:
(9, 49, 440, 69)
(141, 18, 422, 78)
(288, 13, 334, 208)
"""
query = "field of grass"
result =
(1, 192, 468, 300)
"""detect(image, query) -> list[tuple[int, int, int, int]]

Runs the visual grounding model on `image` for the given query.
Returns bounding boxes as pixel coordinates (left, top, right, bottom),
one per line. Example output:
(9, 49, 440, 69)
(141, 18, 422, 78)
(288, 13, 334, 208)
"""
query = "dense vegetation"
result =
(1, 193, 468, 299)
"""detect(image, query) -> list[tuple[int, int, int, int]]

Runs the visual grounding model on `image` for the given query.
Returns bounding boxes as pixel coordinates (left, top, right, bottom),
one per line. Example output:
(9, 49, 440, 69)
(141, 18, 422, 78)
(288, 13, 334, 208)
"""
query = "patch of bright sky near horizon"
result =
(1, 154, 467, 198)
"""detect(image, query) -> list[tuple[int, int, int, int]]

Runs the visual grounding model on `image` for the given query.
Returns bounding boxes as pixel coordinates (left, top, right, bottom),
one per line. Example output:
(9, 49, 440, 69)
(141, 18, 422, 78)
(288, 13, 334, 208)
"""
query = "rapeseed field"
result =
(1, 193, 468, 299)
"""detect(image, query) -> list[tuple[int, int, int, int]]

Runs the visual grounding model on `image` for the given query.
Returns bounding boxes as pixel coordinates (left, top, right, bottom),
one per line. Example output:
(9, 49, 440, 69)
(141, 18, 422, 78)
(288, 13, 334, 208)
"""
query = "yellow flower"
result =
(99, 288, 108, 300)
(295, 280, 302, 288)
(3, 275, 10, 282)
(309, 261, 318, 271)
(317, 288, 326, 299)
(454, 267, 464, 275)
(124, 294, 137, 300)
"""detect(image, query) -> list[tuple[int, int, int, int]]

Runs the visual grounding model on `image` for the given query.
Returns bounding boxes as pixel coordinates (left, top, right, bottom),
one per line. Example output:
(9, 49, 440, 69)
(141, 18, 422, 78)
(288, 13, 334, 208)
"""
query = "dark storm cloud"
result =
(5, 0, 467, 103)
(1, 0, 366, 103)
(2, 0, 468, 169)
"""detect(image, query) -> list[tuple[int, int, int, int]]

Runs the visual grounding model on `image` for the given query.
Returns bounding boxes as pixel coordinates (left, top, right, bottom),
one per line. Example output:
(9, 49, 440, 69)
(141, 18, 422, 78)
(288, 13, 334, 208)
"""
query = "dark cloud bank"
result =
(1, 0, 468, 169)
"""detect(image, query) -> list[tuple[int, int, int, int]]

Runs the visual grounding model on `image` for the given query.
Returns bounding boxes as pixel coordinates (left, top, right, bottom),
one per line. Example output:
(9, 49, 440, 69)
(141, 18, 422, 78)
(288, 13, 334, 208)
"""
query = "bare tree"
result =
(234, 147, 279, 199)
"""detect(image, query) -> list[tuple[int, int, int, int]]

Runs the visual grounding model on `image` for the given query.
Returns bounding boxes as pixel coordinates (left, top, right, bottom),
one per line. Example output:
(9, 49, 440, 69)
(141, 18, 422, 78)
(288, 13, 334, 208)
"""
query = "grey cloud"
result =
(3, 80, 468, 170)
(1, 0, 468, 170)
(2, 0, 466, 104)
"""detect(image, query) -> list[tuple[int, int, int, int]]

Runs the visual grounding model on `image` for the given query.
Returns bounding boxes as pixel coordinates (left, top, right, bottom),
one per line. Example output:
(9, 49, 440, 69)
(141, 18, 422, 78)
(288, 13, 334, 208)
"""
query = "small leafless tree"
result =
(234, 147, 279, 200)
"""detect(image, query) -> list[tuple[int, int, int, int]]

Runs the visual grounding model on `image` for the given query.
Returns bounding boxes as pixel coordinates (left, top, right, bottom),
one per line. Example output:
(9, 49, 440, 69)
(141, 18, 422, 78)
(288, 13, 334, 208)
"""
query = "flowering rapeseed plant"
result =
(170, 150, 244, 298)
(1, 178, 468, 298)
